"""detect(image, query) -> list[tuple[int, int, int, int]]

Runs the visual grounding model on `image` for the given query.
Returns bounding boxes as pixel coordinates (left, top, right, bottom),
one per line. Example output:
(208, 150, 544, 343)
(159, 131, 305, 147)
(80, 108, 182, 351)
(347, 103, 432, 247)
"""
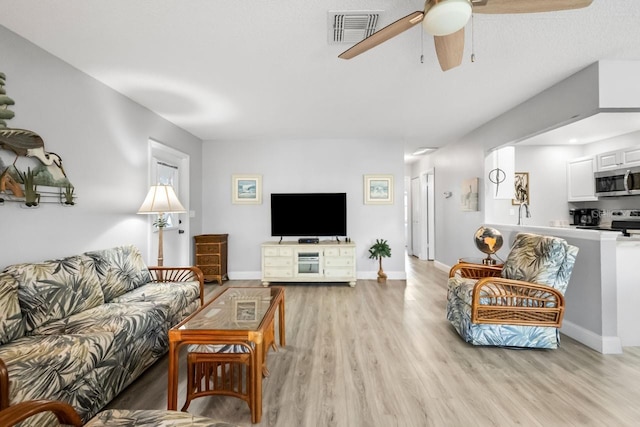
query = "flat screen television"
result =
(270, 193, 347, 237)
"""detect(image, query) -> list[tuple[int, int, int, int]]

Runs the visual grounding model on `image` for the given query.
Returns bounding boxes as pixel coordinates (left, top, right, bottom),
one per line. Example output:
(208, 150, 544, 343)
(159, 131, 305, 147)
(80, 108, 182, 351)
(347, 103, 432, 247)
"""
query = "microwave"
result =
(594, 166, 640, 197)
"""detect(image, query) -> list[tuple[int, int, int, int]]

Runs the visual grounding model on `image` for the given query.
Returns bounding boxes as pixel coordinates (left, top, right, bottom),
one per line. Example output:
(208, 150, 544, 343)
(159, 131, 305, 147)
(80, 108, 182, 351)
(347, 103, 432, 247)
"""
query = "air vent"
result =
(328, 11, 382, 44)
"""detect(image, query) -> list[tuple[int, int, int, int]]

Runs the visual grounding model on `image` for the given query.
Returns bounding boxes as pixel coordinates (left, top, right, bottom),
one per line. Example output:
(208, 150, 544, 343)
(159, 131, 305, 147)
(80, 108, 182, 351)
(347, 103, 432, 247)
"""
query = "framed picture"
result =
(233, 298, 259, 322)
(512, 172, 529, 205)
(232, 174, 262, 204)
(460, 177, 479, 211)
(364, 174, 394, 204)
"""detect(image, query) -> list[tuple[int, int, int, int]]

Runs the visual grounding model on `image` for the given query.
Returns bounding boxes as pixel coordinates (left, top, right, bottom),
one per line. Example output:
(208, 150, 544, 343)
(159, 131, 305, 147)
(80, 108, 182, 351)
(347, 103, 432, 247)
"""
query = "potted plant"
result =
(368, 239, 391, 283)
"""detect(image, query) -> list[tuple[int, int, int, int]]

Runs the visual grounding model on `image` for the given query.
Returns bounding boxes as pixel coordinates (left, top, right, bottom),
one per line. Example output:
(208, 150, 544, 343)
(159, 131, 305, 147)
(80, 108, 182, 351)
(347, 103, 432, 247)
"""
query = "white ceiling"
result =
(1, 0, 640, 163)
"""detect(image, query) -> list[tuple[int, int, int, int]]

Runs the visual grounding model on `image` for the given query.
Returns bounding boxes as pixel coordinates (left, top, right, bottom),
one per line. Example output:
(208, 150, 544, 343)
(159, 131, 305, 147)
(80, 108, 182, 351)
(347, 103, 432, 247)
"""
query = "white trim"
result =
(561, 320, 623, 354)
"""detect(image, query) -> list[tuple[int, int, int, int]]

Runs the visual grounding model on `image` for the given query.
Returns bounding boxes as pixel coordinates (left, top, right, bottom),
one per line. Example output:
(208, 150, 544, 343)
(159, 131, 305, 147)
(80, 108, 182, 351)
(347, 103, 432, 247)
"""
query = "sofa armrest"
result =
(0, 399, 83, 426)
(0, 358, 8, 410)
(148, 266, 205, 305)
(471, 277, 565, 327)
(449, 262, 502, 279)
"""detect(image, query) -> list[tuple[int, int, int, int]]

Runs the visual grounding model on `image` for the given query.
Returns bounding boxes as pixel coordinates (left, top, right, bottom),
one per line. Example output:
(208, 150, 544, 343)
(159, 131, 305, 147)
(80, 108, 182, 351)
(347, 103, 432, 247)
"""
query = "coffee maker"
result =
(569, 208, 601, 226)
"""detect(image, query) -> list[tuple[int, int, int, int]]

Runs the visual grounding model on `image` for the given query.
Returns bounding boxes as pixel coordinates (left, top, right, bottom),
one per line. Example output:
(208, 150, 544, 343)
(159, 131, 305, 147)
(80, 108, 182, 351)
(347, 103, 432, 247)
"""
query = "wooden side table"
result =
(194, 234, 228, 284)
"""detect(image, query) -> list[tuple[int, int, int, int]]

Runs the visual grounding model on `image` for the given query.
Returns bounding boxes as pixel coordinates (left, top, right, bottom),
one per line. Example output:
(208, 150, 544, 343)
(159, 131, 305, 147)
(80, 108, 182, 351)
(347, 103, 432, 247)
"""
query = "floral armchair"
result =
(446, 233, 579, 349)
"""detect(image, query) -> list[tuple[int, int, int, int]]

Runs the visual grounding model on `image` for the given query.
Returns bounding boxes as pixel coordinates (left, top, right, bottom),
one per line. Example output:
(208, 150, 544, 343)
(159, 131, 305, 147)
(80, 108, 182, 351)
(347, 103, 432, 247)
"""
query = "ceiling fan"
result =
(338, 0, 593, 71)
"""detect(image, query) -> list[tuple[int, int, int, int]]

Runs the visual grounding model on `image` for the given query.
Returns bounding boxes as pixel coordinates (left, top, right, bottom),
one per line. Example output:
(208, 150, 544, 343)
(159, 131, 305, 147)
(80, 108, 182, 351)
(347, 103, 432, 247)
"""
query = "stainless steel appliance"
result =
(595, 166, 640, 197)
(570, 208, 601, 226)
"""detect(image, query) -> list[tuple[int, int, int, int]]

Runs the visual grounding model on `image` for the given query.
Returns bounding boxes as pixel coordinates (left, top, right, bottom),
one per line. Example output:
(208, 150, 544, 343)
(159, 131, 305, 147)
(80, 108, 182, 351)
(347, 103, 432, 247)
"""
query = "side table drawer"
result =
(195, 235, 227, 243)
(197, 254, 220, 265)
(197, 244, 221, 255)
(201, 266, 221, 276)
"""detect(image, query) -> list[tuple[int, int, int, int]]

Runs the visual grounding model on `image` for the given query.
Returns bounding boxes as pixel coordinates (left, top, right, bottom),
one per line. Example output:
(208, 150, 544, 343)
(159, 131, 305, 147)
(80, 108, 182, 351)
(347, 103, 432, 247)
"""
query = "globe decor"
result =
(474, 226, 503, 265)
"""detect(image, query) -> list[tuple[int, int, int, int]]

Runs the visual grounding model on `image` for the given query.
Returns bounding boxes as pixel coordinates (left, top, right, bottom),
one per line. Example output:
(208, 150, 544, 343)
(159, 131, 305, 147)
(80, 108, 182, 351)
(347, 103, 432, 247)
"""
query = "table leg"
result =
(254, 334, 264, 423)
(279, 297, 286, 347)
(167, 340, 179, 410)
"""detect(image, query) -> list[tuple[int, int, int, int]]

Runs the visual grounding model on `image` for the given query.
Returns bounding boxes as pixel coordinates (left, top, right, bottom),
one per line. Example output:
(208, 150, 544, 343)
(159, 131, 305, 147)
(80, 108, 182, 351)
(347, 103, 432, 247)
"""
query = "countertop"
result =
(486, 223, 640, 242)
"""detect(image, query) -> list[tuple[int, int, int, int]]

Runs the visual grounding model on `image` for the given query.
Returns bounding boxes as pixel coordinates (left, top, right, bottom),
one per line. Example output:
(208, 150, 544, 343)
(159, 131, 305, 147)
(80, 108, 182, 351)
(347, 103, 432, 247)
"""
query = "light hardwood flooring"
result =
(107, 255, 640, 426)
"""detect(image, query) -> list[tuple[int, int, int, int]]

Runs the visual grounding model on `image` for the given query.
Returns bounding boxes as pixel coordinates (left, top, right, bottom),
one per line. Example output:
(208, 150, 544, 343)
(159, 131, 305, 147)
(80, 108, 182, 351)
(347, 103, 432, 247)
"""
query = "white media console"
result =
(261, 241, 356, 287)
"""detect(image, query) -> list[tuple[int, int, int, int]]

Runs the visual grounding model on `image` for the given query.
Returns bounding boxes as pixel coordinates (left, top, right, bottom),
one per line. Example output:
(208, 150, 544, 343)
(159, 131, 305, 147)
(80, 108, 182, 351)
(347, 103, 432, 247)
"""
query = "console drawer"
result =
(263, 247, 293, 257)
(324, 247, 354, 257)
(264, 257, 293, 267)
(324, 257, 353, 267)
(264, 268, 294, 278)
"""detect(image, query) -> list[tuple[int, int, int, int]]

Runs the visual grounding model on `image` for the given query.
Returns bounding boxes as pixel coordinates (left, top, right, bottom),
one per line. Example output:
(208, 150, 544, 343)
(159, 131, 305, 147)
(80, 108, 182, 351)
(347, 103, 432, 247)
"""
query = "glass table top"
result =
(179, 287, 279, 331)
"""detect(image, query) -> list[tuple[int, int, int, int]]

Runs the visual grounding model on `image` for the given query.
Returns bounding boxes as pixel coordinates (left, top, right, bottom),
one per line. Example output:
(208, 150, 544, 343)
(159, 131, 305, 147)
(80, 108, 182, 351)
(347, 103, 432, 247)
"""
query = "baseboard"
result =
(561, 320, 623, 354)
(230, 271, 408, 281)
(227, 271, 262, 280)
(434, 260, 450, 273)
(357, 271, 407, 281)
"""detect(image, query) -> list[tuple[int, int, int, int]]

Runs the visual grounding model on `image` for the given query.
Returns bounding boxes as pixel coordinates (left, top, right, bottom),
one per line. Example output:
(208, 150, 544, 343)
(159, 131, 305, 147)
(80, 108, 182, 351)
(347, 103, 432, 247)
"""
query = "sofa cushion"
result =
(33, 301, 168, 350)
(4, 255, 104, 332)
(85, 245, 152, 302)
(0, 332, 114, 405)
(111, 281, 200, 326)
(500, 233, 569, 290)
(0, 272, 25, 345)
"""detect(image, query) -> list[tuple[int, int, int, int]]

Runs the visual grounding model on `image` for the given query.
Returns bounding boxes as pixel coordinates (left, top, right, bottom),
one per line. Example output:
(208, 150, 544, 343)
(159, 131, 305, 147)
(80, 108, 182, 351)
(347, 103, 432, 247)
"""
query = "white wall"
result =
(487, 145, 583, 226)
(0, 25, 203, 267)
(410, 61, 633, 268)
(201, 139, 406, 280)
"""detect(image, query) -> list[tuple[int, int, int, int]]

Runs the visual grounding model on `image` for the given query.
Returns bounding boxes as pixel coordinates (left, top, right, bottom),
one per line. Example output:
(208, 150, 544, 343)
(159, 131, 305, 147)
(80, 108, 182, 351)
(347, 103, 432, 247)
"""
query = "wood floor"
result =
(107, 255, 640, 426)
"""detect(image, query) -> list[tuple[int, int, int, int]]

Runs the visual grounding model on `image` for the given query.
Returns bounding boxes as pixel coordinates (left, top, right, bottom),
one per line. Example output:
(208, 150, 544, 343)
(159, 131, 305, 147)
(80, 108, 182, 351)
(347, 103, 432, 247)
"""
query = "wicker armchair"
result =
(0, 399, 240, 426)
(446, 233, 579, 349)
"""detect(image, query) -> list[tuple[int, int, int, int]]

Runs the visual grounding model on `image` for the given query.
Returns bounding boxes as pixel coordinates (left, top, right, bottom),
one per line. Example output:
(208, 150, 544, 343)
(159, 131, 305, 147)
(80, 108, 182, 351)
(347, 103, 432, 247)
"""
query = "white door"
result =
(411, 177, 421, 258)
(148, 140, 190, 266)
(426, 170, 435, 260)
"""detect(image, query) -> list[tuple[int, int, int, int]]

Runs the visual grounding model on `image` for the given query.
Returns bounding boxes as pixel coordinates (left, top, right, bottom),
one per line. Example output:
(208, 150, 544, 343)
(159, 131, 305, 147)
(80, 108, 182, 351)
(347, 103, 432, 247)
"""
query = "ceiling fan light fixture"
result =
(422, 0, 472, 36)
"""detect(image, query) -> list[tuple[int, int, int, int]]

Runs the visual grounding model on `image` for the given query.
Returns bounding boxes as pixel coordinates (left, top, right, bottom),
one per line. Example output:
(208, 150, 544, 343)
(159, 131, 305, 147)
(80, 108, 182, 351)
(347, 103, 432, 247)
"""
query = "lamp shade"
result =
(137, 185, 186, 214)
(422, 0, 472, 36)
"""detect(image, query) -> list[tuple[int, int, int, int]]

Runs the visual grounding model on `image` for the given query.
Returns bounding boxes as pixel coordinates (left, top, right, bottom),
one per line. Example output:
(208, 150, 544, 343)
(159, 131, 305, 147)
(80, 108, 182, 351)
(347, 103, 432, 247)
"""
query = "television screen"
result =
(270, 193, 347, 237)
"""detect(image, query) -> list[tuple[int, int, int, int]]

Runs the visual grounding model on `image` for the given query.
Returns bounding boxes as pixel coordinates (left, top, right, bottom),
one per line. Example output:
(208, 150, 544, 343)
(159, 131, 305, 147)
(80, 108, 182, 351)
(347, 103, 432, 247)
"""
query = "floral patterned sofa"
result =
(447, 233, 579, 349)
(0, 245, 204, 426)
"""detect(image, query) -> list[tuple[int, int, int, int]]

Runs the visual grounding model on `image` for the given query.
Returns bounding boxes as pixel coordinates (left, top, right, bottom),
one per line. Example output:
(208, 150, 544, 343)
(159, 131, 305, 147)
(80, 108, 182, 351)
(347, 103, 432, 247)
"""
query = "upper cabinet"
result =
(596, 145, 640, 171)
(567, 156, 598, 202)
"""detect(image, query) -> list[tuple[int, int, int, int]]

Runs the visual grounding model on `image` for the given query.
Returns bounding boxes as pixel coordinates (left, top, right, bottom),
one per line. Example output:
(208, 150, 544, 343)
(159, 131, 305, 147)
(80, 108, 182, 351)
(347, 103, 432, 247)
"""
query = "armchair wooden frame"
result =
(0, 399, 83, 427)
(148, 266, 205, 305)
(450, 262, 565, 328)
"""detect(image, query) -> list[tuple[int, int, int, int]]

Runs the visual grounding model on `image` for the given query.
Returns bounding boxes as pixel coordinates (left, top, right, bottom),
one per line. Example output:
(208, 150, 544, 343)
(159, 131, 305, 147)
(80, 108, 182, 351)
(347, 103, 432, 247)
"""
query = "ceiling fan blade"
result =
(472, 0, 592, 14)
(434, 28, 465, 71)
(338, 11, 425, 59)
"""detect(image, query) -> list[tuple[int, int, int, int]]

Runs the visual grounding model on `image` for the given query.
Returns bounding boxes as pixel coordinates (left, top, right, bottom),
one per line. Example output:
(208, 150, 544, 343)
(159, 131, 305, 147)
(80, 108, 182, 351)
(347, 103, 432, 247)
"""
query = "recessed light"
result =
(569, 138, 578, 143)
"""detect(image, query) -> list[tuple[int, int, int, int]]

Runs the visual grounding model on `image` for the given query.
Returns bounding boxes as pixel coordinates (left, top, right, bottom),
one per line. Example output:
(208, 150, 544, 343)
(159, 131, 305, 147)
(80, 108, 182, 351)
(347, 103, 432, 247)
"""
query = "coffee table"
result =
(167, 286, 285, 423)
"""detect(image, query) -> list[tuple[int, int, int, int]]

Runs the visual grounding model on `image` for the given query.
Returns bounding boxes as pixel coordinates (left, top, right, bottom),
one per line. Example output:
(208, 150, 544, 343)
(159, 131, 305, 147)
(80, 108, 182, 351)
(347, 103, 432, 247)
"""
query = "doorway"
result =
(410, 170, 435, 261)
(147, 139, 190, 266)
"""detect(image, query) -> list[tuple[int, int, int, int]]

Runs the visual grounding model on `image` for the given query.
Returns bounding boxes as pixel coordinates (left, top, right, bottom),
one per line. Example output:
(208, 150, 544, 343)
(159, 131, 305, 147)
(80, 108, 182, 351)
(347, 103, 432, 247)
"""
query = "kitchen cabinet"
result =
(596, 145, 640, 171)
(567, 156, 598, 201)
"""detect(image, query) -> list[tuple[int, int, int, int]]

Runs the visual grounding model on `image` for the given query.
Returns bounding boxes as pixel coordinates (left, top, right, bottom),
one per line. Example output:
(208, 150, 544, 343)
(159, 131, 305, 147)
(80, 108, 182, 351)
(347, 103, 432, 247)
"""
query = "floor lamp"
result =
(137, 185, 186, 266)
